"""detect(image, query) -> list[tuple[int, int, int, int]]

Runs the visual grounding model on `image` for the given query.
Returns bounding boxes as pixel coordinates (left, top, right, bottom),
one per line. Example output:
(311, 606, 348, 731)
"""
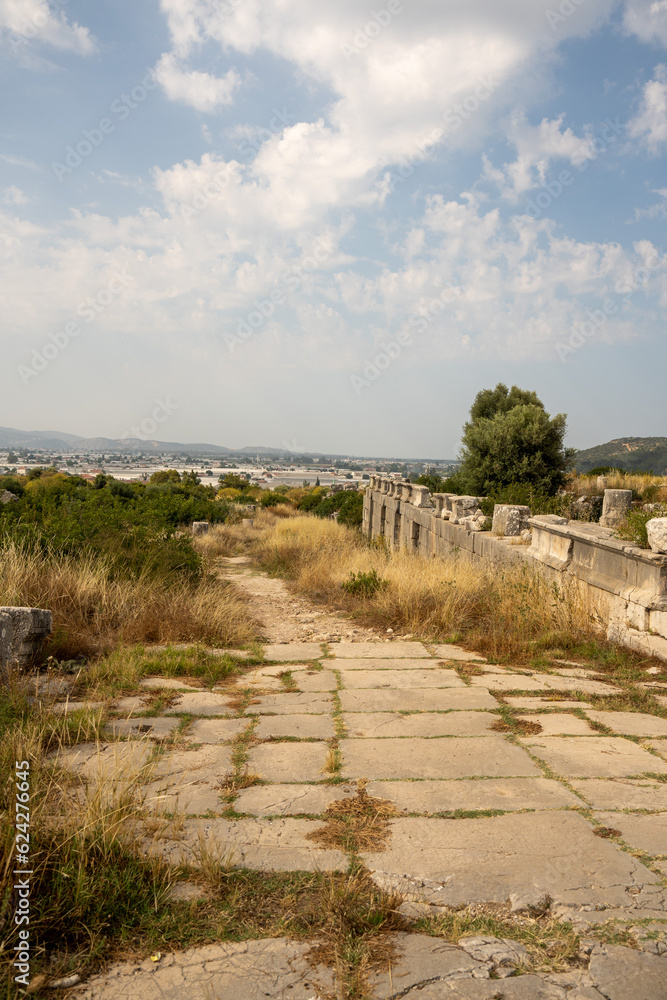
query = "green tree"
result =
(219, 473, 249, 491)
(457, 383, 572, 496)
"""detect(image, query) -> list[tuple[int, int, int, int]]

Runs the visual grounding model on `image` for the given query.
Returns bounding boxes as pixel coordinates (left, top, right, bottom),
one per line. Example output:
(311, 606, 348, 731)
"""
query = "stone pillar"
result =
(596, 476, 609, 492)
(450, 496, 480, 524)
(381, 478, 391, 495)
(192, 521, 210, 536)
(0, 607, 52, 670)
(411, 486, 433, 508)
(647, 518, 667, 554)
(599, 490, 632, 529)
(400, 483, 413, 502)
(492, 504, 532, 536)
(432, 493, 456, 519)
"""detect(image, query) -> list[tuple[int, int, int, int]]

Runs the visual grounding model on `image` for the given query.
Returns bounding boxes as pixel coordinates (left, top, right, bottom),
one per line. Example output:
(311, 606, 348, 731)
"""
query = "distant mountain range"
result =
(0, 426, 452, 463)
(573, 437, 667, 475)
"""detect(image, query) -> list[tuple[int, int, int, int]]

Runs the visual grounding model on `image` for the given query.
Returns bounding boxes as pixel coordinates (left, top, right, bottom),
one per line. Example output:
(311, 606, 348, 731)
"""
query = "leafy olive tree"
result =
(458, 383, 573, 496)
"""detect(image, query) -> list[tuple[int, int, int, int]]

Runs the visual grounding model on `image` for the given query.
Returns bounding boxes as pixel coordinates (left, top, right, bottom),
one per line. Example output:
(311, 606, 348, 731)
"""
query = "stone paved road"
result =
(59, 567, 667, 998)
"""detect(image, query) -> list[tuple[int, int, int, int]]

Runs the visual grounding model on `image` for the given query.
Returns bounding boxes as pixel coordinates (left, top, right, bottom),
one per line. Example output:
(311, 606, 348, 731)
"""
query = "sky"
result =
(1, 0, 667, 459)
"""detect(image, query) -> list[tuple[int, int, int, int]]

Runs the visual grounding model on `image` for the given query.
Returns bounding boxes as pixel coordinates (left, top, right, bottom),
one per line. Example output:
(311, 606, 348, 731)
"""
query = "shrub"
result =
(341, 569, 388, 597)
(617, 508, 667, 549)
(261, 492, 291, 508)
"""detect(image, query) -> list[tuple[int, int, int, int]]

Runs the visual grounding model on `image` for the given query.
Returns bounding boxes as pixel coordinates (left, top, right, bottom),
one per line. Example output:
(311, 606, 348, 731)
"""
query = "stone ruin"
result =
(192, 521, 210, 536)
(0, 607, 53, 671)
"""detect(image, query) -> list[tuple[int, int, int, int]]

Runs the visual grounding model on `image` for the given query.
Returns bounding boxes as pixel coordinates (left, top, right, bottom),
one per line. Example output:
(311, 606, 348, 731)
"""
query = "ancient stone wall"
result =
(364, 477, 667, 662)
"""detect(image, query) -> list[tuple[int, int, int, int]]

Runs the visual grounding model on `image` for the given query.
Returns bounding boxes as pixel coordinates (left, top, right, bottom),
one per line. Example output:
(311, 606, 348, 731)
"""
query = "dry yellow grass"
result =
(0, 540, 255, 659)
(193, 507, 298, 562)
(253, 516, 600, 661)
(568, 471, 667, 502)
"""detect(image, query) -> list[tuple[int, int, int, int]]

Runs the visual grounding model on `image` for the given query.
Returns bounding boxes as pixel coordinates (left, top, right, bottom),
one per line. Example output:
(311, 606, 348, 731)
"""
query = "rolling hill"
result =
(573, 437, 667, 475)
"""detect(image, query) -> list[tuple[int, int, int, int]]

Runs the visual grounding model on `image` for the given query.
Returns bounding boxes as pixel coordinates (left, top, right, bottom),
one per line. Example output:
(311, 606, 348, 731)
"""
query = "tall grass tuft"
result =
(0, 539, 255, 659)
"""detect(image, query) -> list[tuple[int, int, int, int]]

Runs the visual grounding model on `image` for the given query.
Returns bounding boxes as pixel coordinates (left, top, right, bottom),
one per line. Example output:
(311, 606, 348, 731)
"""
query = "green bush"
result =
(311, 491, 363, 527)
(341, 569, 388, 597)
(616, 509, 667, 549)
(260, 492, 291, 508)
(458, 383, 572, 496)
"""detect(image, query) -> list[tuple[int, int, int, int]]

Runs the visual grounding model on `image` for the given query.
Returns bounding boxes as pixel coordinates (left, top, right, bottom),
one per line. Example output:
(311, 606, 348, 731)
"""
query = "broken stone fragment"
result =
(599, 489, 632, 529)
(492, 504, 532, 536)
(0, 607, 53, 670)
(646, 517, 667, 554)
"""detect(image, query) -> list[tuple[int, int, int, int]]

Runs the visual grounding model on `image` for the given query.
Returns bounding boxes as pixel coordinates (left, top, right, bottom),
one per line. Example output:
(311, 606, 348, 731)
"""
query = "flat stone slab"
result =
(642, 739, 667, 758)
(340, 689, 498, 713)
(165, 692, 233, 716)
(106, 718, 180, 739)
(343, 712, 497, 738)
(363, 812, 659, 909)
(516, 713, 595, 736)
(55, 742, 153, 781)
(589, 942, 667, 1000)
(366, 777, 581, 813)
(341, 669, 464, 689)
(368, 933, 484, 997)
(246, 742, 332, 782)
(571, 778, 667, 811)
(330, 642, 430, 658)
(522, 736, 667, 777)
(400, 977, 572, 999)
(254, 714, 335, 739)
(235, 783, 357, 816)
(113, 696, 151, 713)
(243, 666, 337, 691)
(247, 692, 333, 715)
(340, 737, 539, 779)
(187, 718, 250, 743)
(261, 643, 323, 661)
(431, 644, 486, 662)
(594, 811, 667, 854)
(140, 677, 201, 690)
(149, 817, 346, 872)
(148, 745, 234, 813)
(333, 657, 438, 670)
(586, 710, 667, 737)
(471, 674, 620, 696)
(74, 938, 334, 1000)
(52, 701, 105, 715)
(505, 697, 593, 710)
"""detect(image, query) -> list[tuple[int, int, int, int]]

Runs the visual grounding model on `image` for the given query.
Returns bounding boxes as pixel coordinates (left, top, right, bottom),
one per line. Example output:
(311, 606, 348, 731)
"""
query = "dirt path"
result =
(218, 555, 383, 643)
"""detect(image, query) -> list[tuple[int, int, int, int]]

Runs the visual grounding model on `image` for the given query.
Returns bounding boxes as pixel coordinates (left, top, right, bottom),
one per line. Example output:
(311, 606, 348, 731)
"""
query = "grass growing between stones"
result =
(307, 780, 404, 855)
(415, 901, 582, 974)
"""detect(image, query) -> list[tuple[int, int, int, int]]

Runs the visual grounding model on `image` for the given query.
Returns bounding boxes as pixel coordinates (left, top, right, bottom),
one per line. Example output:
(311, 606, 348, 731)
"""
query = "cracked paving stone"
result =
(246, 741, 333, 782)
(54, 741, 153, 781)
(340, 737, 540, 779)
(368, 933, 487, 998)
(105, 718, 180, 739)
(140, 677, 201, 691)
(593, 811, 667, 855)
(148, 818, 347, 872)
(254, 714, 335, 739)
(515, 713, 596, 736)
(365, 777, 581, 813)
(247, 692, 333, 715)
(585, 711, 667, 738)
(235, 783, 357, 816)
(570, 778, 667, 810)
(399, 976, 572, 998)
(340, 669, 465, 689)
(186, 718, 250, 743)
(261, 643, 323, 661)
(333, 657, 440, 670)
(589, 942, 667, 1000)
(144, 745, 234, 814)
(342, 711, 498, 738)
(329, 642, 430, 658)
(362, 812, 660, 909)
(164, 692, 234, 716)
(340, 689, 498, 713)
(243, 666, 337, 691)
(430, 644, 486, 662)
(72, 938, 335, 1000)
(505, 697, 594, 710)
(521, 736, 667, 777)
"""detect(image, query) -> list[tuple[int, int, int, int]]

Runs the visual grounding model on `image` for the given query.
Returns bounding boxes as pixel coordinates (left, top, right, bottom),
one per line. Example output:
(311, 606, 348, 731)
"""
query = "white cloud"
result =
(628, 65, 667, 152)
(483, 112, 598, 199)
(154, 53, 241, 111)
(0, 0, 96, 54)
(3, 185, 28, 204)
(0, 152, 42, 170)
(624, 0, 667, 47)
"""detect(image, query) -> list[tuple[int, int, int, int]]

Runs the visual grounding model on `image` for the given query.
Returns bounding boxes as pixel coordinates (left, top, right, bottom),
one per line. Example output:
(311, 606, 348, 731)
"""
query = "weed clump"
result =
(341, 570, 388, 598)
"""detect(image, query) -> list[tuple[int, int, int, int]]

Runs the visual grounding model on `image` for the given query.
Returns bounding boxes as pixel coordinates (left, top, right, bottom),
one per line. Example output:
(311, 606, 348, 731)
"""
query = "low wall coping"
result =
(528, 516, 667, 567)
